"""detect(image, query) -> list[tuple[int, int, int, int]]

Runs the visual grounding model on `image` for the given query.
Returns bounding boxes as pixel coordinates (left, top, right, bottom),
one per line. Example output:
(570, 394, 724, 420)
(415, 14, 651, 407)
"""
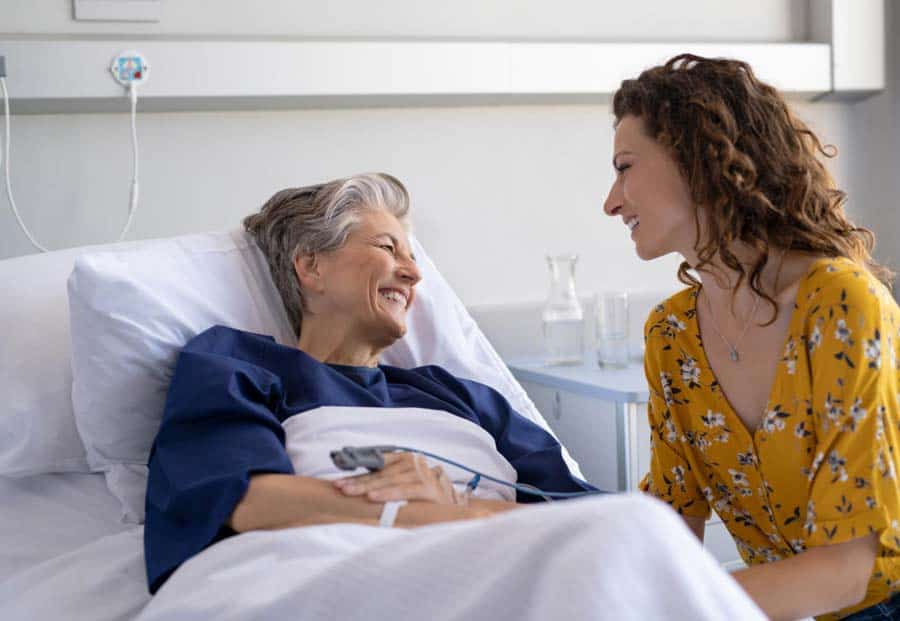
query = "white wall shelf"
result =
(0, 39, 834, 114)
(0, 0, 884, 114)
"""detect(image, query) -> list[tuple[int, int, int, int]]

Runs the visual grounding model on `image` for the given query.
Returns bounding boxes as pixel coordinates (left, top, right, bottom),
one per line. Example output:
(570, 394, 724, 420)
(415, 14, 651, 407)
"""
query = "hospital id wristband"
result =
(379, 500, 407, 528)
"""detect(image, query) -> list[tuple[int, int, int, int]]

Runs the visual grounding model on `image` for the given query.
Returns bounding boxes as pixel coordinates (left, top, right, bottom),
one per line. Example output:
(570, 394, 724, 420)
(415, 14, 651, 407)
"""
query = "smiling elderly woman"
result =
(142, 173, 595, 595)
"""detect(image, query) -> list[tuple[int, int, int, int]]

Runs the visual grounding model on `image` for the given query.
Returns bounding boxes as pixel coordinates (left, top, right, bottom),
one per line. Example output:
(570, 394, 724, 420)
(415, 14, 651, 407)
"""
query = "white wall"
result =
(0, 0, 889, 311)
(840, 0, 900, 290)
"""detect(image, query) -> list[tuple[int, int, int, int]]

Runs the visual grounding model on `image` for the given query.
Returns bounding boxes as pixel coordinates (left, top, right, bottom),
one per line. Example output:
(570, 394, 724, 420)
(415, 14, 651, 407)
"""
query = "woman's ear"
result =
(293, 253, 324, 293)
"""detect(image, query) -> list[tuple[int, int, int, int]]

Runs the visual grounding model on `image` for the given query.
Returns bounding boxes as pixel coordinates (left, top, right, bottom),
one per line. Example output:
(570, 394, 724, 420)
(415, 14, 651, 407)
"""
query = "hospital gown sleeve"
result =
(144, 328, 295, 594)
(804, 272, 900, 552)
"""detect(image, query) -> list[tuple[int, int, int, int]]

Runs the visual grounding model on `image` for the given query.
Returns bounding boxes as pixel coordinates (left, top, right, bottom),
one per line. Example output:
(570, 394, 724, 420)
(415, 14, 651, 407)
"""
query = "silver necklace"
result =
(702, 249, 787, 363)
(703, 289, 760, 362)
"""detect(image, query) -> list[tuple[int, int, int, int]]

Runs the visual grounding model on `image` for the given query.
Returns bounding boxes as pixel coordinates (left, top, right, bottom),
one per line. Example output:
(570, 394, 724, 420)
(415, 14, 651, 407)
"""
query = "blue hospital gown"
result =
(144, 325, 594, 593)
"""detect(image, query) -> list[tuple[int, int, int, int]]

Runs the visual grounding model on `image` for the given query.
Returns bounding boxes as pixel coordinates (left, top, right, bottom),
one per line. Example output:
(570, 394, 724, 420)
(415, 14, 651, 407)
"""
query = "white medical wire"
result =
(0, 77, 141, 253)
(1, 77, 48, 252)
(387, 445, 611, 499)
(118, 82, 140, 241)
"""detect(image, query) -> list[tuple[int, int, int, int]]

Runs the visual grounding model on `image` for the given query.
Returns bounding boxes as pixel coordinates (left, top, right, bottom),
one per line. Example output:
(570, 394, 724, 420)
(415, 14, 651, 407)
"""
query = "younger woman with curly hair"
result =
(604, 54, 900, 620)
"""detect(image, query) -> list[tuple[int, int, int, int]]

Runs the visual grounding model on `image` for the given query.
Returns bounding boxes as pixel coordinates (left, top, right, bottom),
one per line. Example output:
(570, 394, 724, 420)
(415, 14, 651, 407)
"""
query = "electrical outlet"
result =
(109, 51, 150, 86)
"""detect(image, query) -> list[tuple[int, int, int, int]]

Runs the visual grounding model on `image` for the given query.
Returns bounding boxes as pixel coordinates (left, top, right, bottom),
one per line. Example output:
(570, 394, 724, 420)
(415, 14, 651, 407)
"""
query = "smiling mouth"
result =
(378, 288, 408, 310)
(625, 216, 640, 232)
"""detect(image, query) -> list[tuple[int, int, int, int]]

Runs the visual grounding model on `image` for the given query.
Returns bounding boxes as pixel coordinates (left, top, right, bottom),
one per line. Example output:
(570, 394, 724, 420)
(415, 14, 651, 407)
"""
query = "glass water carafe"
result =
(542, 254, 585, 365)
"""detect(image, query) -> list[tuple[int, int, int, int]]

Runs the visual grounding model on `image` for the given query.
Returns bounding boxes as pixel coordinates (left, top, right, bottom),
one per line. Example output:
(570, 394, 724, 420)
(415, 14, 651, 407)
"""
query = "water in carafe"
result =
(542, 255, 584, 365)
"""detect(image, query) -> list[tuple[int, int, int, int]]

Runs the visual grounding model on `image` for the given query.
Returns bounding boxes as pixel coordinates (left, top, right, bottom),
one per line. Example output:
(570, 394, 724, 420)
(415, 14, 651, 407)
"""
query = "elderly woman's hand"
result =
(332, 452, 465, 505)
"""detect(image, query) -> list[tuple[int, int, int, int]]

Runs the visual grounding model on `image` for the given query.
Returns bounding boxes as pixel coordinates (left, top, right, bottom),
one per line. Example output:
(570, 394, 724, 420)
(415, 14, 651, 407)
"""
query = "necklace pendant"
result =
(729, 348, 740, 362)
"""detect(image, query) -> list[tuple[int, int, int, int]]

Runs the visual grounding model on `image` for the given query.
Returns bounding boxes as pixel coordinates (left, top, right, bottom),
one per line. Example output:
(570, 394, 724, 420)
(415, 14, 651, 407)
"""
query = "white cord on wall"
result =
(0, 77, 141, 253)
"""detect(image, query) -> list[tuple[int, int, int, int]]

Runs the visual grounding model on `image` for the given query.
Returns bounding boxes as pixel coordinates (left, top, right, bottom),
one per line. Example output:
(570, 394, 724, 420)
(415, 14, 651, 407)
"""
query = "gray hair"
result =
(243, 172, 411, 338)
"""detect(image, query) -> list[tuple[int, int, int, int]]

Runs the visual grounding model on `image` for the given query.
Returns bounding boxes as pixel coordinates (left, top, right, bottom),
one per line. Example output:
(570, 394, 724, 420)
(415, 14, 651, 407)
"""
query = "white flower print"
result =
(666, 314, 686, 332)
(803, 452, 825, 481)
(783, 339, 798, 375)
(701, 410, 726, 428)
(850, 398, 867, 426)
(733, 509, 755, 528)
(660, 372, 675, 406)
(672, 465, 685, 485)
(714, 497, 731, 515)
(736, 539, 756, 561)
(728, 468, 750, 487)
(737, 450, 756, 466)
(876, 405, 886, 440)
(828, 450, 849, 482)
(665, 419, 677, 444)
(679, 355, 701, 386)
(834, 319, 851, 343)
(824, 393, 843, 427)
(877, 450, 897, 480)
(761, 407, 788, 433)
(794, 421, 812, 439)
(694, 435, 711, 452)
(784, 338, 796, 357)
(715, 431, 730, 444)
(804, 500, 817, 536)
(739, 488, 753, 497)
(865, 332, 882, 369)
(866, 497, 878, 510)
(789, 539, 806, 553)
(808, 324, 822, 353)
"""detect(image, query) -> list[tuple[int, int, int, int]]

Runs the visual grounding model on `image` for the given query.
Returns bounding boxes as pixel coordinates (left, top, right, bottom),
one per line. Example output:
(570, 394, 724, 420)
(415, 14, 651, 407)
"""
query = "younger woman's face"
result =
(603, 115, 699, 261)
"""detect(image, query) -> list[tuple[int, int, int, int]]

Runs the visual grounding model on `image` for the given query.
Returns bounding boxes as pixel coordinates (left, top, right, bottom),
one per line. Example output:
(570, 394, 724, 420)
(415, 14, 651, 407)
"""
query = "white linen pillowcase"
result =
(0, 247, 93, 477)
(0, 236, 172, 478)
(67, 229, 581, 523)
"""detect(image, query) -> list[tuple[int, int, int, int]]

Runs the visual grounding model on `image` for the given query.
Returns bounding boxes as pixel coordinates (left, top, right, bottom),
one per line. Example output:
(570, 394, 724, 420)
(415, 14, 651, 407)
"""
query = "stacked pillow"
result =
(59, 229, 579, 522)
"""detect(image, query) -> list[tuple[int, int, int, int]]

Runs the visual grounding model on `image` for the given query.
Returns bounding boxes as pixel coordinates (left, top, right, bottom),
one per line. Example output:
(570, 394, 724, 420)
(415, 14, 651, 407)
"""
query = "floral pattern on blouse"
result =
(639, 257, 900, 620)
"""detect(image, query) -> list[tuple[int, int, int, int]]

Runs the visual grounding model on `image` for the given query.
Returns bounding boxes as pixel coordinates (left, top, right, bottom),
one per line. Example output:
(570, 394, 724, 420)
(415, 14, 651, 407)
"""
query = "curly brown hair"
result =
(612, 53, 893, 321)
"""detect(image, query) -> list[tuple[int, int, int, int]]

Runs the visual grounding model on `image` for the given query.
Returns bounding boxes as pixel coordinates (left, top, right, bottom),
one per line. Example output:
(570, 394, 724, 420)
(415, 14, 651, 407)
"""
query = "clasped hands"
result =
(332, 452, 468, 506)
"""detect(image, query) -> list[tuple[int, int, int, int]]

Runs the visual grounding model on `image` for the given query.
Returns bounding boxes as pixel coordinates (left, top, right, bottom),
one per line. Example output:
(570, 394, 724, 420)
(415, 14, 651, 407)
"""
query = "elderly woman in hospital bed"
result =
(139, 173, 764, 620)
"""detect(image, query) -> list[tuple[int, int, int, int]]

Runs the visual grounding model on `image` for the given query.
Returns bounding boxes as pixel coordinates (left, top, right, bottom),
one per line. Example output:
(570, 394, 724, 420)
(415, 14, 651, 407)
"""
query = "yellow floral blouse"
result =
(640, 257, 900, 620)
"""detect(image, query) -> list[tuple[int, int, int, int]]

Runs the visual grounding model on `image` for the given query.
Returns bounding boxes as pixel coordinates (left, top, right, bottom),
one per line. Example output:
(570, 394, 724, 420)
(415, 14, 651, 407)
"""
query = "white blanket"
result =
(135, 494, 764, 621)
(283, 406, 518, 501)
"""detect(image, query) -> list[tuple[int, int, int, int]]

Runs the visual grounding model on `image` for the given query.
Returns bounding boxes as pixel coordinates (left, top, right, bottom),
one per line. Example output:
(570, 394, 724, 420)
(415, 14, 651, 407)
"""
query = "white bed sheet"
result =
(0, 472, 151, 621)
(0, 472, 133, 581)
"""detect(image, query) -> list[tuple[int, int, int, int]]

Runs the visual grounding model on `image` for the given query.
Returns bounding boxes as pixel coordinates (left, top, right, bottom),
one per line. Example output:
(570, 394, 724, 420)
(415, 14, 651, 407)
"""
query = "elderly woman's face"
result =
(311, 209, 421, 345)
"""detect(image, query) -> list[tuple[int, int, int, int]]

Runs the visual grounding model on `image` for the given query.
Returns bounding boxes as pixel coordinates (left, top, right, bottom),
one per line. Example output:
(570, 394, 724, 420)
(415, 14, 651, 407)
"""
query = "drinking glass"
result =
(595, 291, 629, 368)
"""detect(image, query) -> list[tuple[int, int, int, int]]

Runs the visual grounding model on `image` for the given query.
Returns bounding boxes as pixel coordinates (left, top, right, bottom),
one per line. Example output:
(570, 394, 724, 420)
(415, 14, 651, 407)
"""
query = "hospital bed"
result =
(0, 230, 764, 620)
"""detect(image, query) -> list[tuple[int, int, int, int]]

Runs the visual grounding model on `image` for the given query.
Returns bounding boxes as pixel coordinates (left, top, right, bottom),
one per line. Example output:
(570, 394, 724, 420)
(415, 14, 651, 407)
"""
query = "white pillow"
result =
(68, 229, 580, 523)
(0, 247, 92, 477)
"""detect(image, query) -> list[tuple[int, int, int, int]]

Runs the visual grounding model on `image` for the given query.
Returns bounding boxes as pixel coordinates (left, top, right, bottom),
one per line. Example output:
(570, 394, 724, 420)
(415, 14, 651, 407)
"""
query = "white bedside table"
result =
(507, 359, 648, 492)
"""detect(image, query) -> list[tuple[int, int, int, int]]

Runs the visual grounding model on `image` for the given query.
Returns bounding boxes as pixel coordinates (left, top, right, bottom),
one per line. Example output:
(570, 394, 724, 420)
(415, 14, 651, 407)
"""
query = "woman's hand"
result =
(332, 452, 465, 505)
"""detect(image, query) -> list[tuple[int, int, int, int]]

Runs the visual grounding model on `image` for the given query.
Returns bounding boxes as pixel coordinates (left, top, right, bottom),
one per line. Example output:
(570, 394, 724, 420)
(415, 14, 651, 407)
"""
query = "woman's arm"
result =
(732, 533, 878, 621)
(682, 515, 705, 542)
(228, 473, 494, 532)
